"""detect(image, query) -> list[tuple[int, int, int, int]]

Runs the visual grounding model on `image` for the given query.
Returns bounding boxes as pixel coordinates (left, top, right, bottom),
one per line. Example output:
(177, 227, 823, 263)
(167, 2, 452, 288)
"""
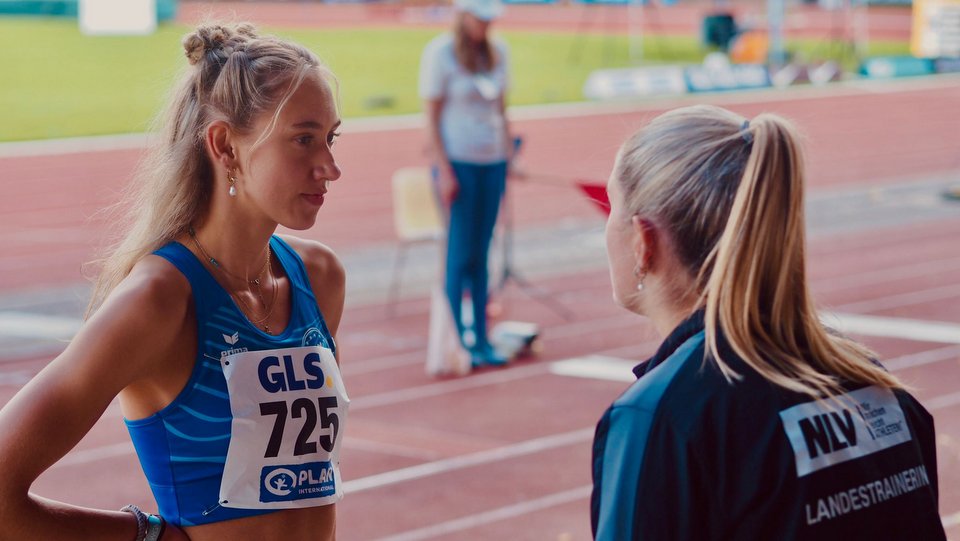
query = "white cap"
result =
(454, 0, 504, 21)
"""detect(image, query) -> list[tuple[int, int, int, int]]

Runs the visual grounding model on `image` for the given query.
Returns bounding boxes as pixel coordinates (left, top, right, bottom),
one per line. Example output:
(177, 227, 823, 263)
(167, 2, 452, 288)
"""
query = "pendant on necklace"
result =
(263, 324, 270, 333)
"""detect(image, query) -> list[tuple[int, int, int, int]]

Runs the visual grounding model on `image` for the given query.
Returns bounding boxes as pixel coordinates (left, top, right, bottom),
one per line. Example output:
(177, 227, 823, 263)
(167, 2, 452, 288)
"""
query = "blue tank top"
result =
(125, 237, 345, 527)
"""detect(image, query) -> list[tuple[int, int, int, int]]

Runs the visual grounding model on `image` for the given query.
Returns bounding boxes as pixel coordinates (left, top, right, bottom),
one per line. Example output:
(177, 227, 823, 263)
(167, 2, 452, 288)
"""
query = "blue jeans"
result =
(445, 160, 507, 352)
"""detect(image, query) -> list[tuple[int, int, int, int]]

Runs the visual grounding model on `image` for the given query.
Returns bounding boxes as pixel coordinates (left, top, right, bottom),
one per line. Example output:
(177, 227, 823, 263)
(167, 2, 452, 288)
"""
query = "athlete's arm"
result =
(282, 237, 346, 362)
(0, 258, 192, 540)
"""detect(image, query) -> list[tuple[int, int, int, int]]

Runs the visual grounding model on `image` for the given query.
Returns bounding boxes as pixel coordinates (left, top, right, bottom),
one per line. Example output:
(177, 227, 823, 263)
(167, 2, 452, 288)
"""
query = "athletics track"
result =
(0, 3, 958, 539)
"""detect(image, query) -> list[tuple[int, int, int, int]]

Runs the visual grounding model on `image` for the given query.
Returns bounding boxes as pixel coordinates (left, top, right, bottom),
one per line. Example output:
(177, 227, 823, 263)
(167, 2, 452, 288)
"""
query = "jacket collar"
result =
(633, 309, 706, 379)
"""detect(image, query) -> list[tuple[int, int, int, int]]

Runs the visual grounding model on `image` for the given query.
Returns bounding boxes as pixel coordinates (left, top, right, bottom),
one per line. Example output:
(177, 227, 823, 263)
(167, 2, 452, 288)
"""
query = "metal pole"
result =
(853, 0, 870, 60)
(767, 0, 787, 68)
(628, 0, 645, 63)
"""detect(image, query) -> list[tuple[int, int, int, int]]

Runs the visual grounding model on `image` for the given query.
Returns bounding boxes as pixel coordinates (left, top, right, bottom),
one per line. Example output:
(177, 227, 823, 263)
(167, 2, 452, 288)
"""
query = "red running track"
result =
(2, 77, 958, 292)
(177, 1, 915, 41)
(0, 78, 958, 538)
(1, 216, 959, 539)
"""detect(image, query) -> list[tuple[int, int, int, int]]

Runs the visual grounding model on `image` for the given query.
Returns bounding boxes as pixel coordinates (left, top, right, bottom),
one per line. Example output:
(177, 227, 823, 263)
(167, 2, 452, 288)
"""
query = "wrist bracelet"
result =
(145, 513, 166, 541)
(119, 504, 147, 541)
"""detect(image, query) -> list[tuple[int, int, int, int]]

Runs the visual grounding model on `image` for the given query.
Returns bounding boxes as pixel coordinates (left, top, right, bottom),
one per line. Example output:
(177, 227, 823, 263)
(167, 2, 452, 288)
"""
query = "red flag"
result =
(576, 181, 610, 216)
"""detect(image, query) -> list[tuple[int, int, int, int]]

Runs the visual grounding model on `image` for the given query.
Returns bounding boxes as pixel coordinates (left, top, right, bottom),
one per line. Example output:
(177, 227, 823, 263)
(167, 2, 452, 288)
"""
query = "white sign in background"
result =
(79, 0, 157, 36)
(912, 0, 960, 57)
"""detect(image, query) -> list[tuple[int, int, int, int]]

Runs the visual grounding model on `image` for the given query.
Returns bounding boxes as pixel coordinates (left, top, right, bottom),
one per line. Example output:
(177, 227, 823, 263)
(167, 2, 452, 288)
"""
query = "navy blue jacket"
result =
(591, 311, 945, 540)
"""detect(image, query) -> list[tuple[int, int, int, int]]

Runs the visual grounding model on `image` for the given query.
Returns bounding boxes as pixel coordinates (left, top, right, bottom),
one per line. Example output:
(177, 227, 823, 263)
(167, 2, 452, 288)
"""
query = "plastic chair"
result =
(387, 166, 445, 313)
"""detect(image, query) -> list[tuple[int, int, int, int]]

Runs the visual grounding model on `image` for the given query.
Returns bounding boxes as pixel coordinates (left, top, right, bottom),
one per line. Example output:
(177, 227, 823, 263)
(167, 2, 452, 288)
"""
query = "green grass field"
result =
(0, 18, 909, 142)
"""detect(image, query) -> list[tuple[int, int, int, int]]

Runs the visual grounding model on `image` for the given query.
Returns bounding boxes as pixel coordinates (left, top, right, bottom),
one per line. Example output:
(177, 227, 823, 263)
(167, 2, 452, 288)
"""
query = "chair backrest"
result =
(391, 166, 445, 242)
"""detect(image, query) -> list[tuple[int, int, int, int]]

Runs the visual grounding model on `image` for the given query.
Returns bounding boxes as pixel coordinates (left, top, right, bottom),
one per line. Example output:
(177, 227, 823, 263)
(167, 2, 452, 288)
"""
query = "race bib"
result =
(219, 345, 349, 509)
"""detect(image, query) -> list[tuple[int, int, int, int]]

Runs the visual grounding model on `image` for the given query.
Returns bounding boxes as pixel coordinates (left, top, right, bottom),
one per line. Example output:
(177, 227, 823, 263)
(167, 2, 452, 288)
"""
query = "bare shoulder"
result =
(36, 254, 193, 400)
(81, 255, 192, 367)
(103, 255, 192, 322)
(278, 236, 345, 288)
(279, 235, 346, 336)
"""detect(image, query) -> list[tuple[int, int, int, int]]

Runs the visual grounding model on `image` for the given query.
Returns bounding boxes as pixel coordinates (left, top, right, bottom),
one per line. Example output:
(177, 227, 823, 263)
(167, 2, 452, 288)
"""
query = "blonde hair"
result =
(615, 104, 900, 398)
(453, 12, 498, 73)
(86, 22, 333, 316)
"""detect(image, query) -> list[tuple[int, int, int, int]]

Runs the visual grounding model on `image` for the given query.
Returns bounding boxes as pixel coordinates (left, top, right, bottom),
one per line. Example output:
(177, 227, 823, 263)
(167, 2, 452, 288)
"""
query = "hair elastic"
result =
(740, 119, 753, 144)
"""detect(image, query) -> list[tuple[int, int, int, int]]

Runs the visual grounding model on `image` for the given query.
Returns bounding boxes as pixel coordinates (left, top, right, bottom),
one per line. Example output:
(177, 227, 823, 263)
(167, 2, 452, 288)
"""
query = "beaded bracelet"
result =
(145, 512, 166, 541)
(120, 504, 166, 541)
(119, 504, 147, 541)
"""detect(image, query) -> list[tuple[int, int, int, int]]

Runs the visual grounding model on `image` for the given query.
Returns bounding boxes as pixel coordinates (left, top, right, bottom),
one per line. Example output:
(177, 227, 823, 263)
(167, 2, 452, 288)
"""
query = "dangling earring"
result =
(633, 264, 647, 291)
(228, 170, 238, 197)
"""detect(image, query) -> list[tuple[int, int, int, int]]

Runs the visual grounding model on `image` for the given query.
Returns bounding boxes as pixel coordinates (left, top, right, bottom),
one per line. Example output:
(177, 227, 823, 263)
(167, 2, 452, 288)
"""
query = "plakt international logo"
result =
(260, 462, 336, 503)
(263, 467, 297, 497)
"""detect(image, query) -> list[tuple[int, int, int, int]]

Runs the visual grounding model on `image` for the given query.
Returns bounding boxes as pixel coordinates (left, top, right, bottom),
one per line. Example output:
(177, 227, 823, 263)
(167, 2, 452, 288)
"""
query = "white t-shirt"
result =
(419, 33, 510, 164)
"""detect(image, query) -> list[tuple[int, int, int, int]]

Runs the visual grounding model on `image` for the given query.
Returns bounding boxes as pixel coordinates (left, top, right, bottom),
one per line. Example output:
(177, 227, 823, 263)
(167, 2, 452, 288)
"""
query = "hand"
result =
(507, 160, 528, 181)
(436, 165, 459, 206)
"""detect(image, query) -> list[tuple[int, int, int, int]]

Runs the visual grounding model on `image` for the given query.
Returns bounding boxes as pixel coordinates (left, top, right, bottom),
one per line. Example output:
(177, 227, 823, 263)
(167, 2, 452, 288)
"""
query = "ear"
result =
(631, 216, 658, 272)
(204, 120, 237, 171)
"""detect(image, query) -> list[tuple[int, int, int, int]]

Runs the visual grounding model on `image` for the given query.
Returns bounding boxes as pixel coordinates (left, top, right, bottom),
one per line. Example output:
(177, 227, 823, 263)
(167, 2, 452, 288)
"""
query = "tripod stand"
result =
(492, 137, 575, 321)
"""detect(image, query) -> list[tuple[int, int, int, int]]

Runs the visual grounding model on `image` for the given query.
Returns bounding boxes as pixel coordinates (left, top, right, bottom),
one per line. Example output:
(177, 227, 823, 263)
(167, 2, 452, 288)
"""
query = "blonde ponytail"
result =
(703, 114, 900, 397)
(615, 105, 901, 399)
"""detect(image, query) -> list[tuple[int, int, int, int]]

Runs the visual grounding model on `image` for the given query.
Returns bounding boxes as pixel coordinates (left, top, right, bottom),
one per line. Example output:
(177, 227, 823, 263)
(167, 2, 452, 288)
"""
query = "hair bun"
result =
(182, 23, 259, 66)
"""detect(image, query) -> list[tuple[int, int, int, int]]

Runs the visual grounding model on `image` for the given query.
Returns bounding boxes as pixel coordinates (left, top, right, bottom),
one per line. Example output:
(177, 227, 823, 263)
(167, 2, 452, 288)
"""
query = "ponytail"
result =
(703, 114, 901, 397)
(615, 105, 902, 399)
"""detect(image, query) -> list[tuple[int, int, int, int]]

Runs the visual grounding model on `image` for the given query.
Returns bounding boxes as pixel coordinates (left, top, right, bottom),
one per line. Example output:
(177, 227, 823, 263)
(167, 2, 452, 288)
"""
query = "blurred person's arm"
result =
(419, 37, 457, 205)
(496, 42, 522, 180)
(425, 97, 458, 205)
(498, 95, 524, 180)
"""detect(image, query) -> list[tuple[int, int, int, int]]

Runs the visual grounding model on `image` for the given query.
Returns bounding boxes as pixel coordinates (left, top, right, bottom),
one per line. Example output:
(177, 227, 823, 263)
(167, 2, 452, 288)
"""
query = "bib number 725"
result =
(259, 397, 339, 458)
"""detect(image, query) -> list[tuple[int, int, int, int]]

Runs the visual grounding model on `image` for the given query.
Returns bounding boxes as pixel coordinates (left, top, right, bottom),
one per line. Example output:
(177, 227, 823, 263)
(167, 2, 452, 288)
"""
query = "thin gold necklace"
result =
(189, 227, 278, 332)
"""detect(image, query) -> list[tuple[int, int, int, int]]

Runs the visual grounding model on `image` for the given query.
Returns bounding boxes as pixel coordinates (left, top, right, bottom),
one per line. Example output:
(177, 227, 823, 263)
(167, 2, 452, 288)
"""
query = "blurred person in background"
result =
(420, 0, 515, 368)
(0, 22, 349, 541)
(592, 104, 945, 540)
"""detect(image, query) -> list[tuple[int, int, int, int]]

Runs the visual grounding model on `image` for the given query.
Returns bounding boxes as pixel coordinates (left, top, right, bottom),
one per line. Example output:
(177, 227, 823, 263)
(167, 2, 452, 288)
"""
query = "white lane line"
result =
(341, 313, 638, 377)
(0, 133, 151, 158)
(341, 350, 424, 377)
(343, 427, 593, 494)
(814, 255, 960, 295)
(927, 391, 960, 412)
(550, 343, 959, 383)
(550, 355, 636, 382)
(374, 485, 592, 541)
(816, 256, 960, 295)
(351, 363, 548, 411)
(0, 311, 81, 339)
(943, 510, 960, 528)
(827, 313, 960, 345)
(885, 345, 960, 372)
(836, 283, 960, 315)
(342, 437, 439, 461)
